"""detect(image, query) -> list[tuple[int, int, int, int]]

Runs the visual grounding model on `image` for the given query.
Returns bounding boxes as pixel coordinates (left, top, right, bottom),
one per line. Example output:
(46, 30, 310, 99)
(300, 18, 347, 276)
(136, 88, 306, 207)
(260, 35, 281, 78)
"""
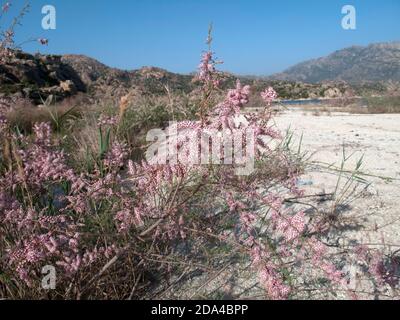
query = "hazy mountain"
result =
(271, 42, 400, 83)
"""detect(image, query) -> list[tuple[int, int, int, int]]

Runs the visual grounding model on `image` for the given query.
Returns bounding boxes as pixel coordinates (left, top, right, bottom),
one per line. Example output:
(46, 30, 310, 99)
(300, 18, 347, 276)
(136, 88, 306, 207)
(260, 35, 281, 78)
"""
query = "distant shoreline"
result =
(277, 96, 374, 105)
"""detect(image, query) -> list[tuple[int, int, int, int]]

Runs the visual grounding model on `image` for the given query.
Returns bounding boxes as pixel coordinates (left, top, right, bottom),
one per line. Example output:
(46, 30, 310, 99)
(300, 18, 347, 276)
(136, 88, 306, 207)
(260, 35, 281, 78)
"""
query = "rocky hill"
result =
(0, 51, 86, 104)
(1, 46, 398, 106)
(0, 50, 195, 105)
(61, 55, 195, 98)
(271, 42, 400, 83)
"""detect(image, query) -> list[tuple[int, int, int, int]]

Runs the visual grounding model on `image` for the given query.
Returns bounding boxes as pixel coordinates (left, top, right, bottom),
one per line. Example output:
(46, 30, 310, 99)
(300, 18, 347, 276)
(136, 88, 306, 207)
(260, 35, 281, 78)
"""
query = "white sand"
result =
(162, 110, 400, 299)
(274, 110, 400, 247)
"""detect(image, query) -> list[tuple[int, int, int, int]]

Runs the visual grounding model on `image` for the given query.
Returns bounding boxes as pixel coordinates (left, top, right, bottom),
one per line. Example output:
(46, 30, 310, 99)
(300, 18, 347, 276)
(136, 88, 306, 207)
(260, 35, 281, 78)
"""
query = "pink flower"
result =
(259, 267, 291, 300)
(104, 141, 128, 170)
(198, 52, 215, 83)
(226, 80, 251, 109)
(97, 115, 119, 127)
(197, 51, 223, 89)
(261, 87, 278, 105)
(277, 211, 306, 242)
(33, 122, 51, 146)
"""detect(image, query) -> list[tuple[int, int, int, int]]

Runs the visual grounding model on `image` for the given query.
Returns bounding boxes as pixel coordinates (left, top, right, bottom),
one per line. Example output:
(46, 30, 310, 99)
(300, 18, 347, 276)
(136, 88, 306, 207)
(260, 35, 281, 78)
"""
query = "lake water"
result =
(279, 99, 324, 105)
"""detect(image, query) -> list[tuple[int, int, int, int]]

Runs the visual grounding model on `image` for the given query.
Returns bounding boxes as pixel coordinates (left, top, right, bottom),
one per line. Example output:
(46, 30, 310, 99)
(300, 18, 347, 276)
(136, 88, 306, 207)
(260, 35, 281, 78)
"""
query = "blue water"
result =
(279, 99, 324, 105)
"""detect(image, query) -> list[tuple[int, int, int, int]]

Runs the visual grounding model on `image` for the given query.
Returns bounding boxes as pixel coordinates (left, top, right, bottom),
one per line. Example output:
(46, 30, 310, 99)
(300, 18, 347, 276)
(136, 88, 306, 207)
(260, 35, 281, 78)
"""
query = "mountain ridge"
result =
(270, 41, 400, 83)
(1, 42, 399, 106)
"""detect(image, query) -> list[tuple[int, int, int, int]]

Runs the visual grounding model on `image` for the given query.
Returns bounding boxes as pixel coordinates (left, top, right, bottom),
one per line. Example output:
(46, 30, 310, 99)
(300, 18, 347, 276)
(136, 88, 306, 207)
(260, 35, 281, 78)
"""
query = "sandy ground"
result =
(273, 109, 400, 247)
(162, 109, 400, 300)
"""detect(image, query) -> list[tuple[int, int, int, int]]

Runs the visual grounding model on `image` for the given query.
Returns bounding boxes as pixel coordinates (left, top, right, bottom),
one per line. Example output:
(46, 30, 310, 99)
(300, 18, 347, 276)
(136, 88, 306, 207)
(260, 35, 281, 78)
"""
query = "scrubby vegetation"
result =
(1, 4, 399, 300)
(357, 96, 400, 114)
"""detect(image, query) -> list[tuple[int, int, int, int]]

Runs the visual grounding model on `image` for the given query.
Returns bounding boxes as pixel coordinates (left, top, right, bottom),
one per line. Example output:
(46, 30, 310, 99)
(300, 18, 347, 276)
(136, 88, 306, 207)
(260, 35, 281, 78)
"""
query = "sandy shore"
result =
(274, 110, 400, 247)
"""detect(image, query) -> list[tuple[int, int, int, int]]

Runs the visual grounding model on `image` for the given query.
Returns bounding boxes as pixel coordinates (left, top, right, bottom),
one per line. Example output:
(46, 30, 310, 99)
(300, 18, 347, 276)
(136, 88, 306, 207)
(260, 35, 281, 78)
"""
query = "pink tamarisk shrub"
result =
(112, 48, 363, 299)
(0, 59, 361, 300)
(1, 33, 395, 300)
(353, 244, 400, 296)
(0, 122, 121, 292)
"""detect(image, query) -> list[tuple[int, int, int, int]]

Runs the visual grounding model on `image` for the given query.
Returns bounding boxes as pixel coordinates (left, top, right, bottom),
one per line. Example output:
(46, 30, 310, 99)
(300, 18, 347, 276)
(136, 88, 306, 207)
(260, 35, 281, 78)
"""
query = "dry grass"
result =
(6, 103, 82, 133)
(345, 96, 400, 114)
(285, 95, 400, 116)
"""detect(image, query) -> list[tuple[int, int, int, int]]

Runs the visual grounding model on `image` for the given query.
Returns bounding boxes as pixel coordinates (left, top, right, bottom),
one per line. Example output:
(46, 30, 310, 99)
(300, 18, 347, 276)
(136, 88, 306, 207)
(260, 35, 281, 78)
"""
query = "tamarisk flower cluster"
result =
(0, 122, 123, 288)
(97, 114, 119, 127)
(197, 51, 222, 89)
(261, 87, 278, 106)
(104, 141, 128, 170)
(355, 244, 400, 290)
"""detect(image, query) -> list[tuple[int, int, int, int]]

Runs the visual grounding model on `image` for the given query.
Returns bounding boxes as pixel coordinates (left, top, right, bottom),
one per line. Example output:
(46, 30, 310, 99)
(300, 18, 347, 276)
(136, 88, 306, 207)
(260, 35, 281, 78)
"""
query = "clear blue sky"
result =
(4, 0, 400, 75)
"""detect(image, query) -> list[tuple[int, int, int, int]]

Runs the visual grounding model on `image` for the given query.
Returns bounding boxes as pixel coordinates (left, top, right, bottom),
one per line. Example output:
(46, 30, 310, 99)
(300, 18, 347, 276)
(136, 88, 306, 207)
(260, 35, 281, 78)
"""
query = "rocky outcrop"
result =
(323, 88, 342, 98)
(0, 50, 86, 104)
(0, 50, 196, 105)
